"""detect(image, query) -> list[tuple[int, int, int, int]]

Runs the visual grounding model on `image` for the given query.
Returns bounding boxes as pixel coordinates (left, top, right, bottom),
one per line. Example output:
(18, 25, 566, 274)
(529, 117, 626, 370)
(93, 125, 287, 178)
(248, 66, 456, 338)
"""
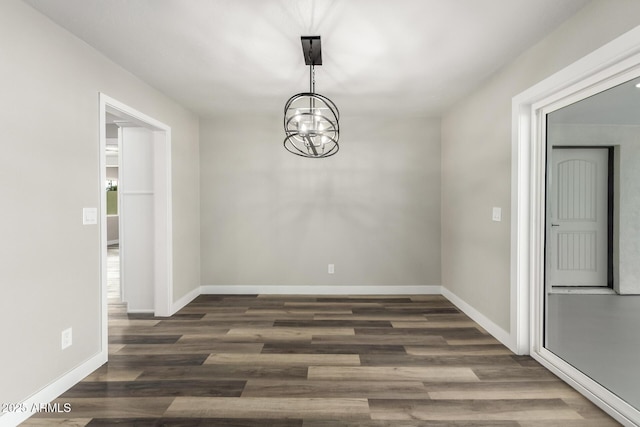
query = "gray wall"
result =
(0, 0, 200, 406)
(200, 114, 441, 288)
(441, 1, 640, 331)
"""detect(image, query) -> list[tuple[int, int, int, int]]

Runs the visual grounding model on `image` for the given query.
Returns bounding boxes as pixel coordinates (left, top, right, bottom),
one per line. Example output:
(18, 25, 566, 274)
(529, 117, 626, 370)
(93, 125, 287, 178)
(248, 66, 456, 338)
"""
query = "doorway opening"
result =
(99, 94, 173, 353)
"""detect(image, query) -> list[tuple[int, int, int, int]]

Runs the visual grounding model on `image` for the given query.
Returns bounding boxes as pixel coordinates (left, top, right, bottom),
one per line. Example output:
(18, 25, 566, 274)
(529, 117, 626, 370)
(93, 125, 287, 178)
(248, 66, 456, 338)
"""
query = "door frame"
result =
(511, 26, 640, 425)
(99, 93, 173, 349)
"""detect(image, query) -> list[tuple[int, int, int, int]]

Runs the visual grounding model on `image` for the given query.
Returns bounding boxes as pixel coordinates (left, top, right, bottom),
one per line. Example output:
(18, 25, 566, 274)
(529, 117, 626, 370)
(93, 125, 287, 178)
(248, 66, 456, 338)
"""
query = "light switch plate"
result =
(61, 327, 72, 350)
(492, 207, 502, 222)
(83, 207, 98, 225)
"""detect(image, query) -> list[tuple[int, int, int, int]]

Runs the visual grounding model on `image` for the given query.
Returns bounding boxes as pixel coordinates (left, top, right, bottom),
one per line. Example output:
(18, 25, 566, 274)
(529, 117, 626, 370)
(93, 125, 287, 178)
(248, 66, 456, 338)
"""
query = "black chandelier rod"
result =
(308, 39, 316, 140)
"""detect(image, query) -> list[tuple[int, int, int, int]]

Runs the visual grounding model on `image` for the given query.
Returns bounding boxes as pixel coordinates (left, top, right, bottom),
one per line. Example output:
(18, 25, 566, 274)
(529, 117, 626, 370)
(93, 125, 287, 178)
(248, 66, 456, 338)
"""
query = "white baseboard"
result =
(107, 239, 119, 246)
(126, 308, 154, 314)
(199, 285, 442, 295)
(0, 351, 106, 427)
(440, 286, 514, 352)
(171, 286, 200, 315)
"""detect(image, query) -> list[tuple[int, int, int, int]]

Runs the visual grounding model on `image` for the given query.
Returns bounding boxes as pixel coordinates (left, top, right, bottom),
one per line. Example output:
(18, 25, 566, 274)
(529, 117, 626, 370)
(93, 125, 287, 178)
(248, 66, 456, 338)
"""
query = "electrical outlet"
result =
(492, 207, 502, 222)
(61, 328, 72, 350)
(328, 264, 335, 274)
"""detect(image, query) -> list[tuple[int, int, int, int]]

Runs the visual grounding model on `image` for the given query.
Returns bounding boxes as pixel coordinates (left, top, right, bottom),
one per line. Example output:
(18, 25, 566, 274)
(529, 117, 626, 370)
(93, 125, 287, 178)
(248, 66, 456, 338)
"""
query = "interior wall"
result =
(441, 0, 640, 332)
(0, 0, 200, 408)
(200, 114, 441, 289)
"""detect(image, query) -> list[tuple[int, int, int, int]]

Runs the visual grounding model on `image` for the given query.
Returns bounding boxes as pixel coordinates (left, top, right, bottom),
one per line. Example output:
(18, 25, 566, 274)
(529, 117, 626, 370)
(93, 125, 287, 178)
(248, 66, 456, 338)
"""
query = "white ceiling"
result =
(25, 0, 590, 118)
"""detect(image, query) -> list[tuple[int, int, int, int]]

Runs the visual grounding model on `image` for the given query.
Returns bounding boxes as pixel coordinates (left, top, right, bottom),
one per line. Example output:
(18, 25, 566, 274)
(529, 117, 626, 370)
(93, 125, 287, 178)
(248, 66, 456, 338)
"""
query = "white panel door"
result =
(120, 127, 155, 311)
(547, 148, 608, 287)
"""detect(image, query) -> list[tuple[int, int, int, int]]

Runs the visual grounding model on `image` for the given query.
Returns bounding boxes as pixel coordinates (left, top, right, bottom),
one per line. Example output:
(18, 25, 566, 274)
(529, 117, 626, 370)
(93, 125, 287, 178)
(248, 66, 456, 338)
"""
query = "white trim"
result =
(512, 25, 640, 425)
(441, 286, 513, 351)
(107, 239, 119, 246)
(171, 287, 201, 314)
(117, 126, 126, 306)
(98, 96, 109, 356)
(153, 127, 173, 318)
(126, 309, 155, 314)
(0, 352, 105, 427)
(99, 93, 173, 321)
(200, 285, 442, 295)
(510, 95, 533, 355)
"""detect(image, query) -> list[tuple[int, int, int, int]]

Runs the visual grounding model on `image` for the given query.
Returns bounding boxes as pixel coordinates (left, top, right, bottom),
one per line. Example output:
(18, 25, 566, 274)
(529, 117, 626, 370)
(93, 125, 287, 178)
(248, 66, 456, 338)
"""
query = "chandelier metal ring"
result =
(283, 91, 340, 158)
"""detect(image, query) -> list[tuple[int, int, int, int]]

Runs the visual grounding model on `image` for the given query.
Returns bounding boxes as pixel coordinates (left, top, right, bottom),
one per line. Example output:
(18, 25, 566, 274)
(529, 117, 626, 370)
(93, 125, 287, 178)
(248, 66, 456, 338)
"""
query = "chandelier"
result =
(284, 36, 340, 158)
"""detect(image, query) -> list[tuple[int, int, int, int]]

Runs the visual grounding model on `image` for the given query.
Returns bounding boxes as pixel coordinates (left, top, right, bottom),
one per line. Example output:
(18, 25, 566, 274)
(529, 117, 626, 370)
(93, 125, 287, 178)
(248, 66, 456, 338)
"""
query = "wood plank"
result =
(307, 366, 479, 382)
(21, 419, 92, 426)
(392, 321, 483, 329)
(82, 366, 143, 382)
(359, 354, 521, 367)
(205, 353, 360, 366)
(262, 342, 406, 355)
(61, 379, 245, 398)
(369, 398, 583, 421)
(405, 345, 512, 356)
(138, 365, 309, 381)
(27, 397, 174, 419)
(105, 354, 209, 367)
(241, 380, 430, 399)
(165, 397, 370, 420)
(312, 334, 447, 346)
(226, 327, 355, 340)
(114, 342, 264, 355)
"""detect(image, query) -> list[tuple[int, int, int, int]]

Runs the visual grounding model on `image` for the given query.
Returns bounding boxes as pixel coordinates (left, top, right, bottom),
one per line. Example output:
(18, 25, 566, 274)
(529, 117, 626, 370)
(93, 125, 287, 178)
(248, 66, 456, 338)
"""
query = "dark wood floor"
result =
(24, 295, 619, 426)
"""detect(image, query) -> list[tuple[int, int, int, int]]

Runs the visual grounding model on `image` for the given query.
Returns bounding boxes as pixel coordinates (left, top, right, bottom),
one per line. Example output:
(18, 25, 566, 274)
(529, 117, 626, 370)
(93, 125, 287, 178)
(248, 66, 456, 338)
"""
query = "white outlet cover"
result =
(328, 264, 335, 274)
(83, 207, 98, 225)
(492, 207, 502, 222)
(61, 327, 72, 350)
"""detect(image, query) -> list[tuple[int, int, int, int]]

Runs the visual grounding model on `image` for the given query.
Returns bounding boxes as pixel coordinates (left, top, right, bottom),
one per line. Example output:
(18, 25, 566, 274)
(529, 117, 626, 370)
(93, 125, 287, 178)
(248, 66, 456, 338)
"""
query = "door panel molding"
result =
(547, 148, 608, 288)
